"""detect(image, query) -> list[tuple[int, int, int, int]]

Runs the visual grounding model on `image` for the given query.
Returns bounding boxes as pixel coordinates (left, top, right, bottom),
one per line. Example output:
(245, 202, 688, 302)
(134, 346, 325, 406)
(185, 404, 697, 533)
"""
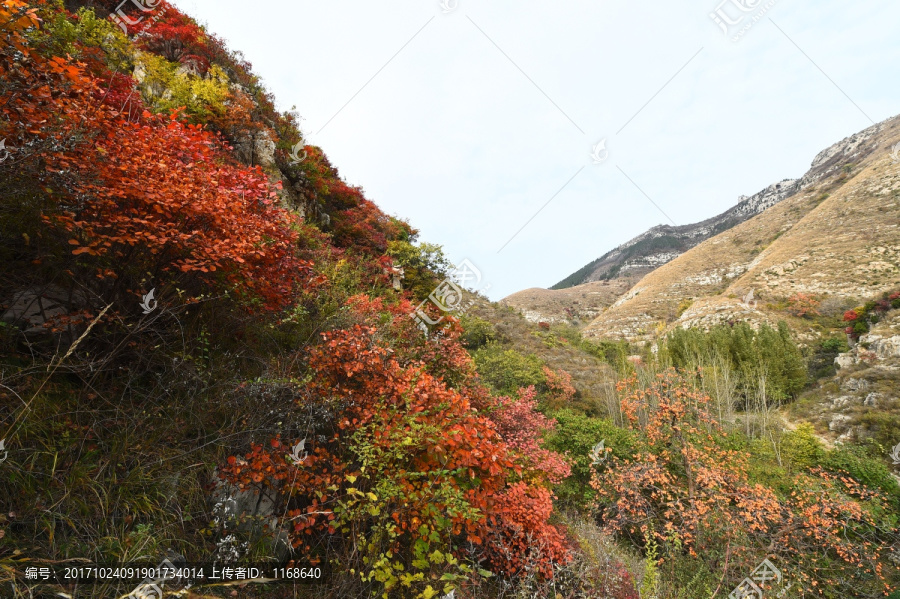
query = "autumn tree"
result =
(219, 297, 572, 596)
(591, 370, 899, 597)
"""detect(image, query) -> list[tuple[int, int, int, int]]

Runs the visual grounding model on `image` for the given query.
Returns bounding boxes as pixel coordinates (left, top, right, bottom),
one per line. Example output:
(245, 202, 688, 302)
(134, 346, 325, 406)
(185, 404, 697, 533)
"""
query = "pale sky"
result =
(170, 0, 900, 300)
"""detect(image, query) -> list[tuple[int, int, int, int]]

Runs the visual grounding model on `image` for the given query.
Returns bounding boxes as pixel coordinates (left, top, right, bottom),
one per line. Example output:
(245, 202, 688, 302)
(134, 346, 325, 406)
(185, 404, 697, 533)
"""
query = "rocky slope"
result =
(580, 115, 900, 343)
(500, 278, 634, 327)
(789, 309, 900, 446)
(552, 179, 799, 289)
(554, 117, 894, 292)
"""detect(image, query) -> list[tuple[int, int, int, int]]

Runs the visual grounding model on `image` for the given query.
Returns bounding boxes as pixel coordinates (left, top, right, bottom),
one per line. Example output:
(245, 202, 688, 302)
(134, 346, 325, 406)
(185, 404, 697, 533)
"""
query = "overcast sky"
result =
(170, 0, 900, 300)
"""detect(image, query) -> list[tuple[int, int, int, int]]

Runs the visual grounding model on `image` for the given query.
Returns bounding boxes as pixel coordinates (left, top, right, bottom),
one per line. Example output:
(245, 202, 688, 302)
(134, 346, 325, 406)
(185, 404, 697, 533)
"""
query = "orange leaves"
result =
(593, 370, 900, 595)
(0, 0, 39, 35)
(49, 107, 312, 309)
(594, 372, 781, 561)
(2, 6, 316, 312)
(216, 309, 572, 581)
(474, 482, 571, 579)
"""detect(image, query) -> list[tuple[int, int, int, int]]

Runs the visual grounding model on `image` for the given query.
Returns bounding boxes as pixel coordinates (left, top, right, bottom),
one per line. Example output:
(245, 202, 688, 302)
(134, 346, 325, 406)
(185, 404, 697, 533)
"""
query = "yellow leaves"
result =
(420, 586, 439, 599)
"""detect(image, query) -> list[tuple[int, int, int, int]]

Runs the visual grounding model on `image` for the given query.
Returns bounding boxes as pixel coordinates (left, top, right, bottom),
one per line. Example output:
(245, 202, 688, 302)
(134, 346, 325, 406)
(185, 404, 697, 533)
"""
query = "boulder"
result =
(834, 353, 857, 369)
(1, 285, 92, 335)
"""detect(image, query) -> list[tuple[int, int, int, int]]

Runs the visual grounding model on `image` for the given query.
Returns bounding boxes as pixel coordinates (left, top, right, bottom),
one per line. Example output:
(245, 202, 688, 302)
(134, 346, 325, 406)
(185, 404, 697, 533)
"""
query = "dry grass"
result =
(500, 278, 634, 329)
(576, 115, 900, 344)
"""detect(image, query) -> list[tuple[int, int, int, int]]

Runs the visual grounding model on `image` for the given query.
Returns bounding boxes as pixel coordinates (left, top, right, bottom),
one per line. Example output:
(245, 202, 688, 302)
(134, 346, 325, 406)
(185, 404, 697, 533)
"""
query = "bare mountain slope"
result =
(500, 278, 634, 327)
(556, 117, 895, 291)
(582, 115, 900, 343)
(552, 179, 799, 289)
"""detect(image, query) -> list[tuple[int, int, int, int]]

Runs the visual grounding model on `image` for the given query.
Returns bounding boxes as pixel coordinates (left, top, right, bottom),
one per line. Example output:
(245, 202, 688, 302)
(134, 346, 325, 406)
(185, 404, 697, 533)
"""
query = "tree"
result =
(591, 371, 899, 597)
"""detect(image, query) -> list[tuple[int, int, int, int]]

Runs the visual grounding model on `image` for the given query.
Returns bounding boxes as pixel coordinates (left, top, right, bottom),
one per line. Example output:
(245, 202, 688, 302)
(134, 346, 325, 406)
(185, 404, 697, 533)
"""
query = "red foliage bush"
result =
(219, 298, 572, 585)
(3, 1, 314, 311)
(488, 386, 571, 486)
(543, 366, 576, 407)
(592, 371, 899, 596)
(477, 482, 570, 579)
(787, 292, 820, 318)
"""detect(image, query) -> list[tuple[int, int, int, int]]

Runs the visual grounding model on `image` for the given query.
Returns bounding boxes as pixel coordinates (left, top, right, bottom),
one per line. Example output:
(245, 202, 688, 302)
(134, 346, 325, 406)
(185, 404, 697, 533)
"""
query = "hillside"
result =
(3, 3, 900, 599)
(790, 307, 900, 447)
(553, 117, 893, 292)
(0, 2, 592, 597)
(582, 115, 900, 343)
(500, 277, 634, 327)
(552, 179, 800, 289)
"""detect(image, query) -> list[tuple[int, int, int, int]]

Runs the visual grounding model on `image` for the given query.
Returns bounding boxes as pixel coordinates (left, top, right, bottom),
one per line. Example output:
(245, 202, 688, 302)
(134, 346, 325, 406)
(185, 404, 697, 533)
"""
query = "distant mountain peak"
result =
(551, 117, 891, 291)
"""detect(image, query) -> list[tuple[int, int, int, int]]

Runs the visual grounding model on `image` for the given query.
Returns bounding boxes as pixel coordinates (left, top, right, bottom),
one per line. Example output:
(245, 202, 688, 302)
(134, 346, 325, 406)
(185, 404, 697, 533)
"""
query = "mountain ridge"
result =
(582, 113, 900, 343)
(551, 118, 892, 291)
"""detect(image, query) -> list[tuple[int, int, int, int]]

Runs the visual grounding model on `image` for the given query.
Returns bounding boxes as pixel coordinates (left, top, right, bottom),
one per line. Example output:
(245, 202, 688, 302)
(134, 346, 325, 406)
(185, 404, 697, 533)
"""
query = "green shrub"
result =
(459, 315, 497, 350)
(821, 442, 900, 505)
(855, 412, 900, 451)
(386, 239, 451, 300)
(808, 336, 850, 381)
(36, 6, 133, 70)
(543, 409, 637, 509)
(781, 423, 825, 473)
(137, 52, 232, 122)
(472, 344, 546, 396)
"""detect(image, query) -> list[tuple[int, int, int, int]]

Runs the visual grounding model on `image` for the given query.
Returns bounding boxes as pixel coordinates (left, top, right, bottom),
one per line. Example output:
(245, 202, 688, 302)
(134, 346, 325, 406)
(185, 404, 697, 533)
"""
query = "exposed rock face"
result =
(234, 130, 277, 169)
(835, 324, 900, 370)
(800, 310, 900, 446)
(210, 467, 291, 561)
(254, 131, 276, 168)
(1, 285, 94, 335)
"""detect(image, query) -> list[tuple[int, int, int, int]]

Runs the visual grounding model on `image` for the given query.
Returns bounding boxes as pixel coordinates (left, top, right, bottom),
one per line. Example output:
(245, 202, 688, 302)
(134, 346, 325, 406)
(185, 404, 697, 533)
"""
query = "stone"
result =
(1, 285, 92, 334)
(210, 466, 292, 560)
(828, 414, 853, 432)
(863, 392, 882, 407)
(873, 335, 900, 359)
(831, 396, 857, 409)
(834, 353, 857, 369)
(844, 378, 869, 392)
(254, 131, 276, 168)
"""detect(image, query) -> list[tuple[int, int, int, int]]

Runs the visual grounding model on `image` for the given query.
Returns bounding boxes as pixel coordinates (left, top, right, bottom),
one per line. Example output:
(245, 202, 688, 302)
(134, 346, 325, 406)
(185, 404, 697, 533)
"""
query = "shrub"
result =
(543, 409, 637, 509)
(808, 335, 851, 381)
(137, 51, 232, 122)
(843, 291, 900, 340)
(786, 292, 821, 318)
(459, 315, 497, 350)
(856, 411, 900, 452)
(780, 423, 824, 472)
(822, 443, 900, 504)
(385, 239, 450, 299)
(591, 371, 900, 597)
(472, 344, 546, 396)
(219, 299, 572, 596)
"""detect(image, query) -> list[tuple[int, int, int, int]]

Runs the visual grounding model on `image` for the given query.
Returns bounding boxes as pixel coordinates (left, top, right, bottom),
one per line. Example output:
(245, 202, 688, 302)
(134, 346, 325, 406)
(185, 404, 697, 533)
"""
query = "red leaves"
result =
(475, 482, 571, 578)
(46, 107, 311, 310)
(787, 292, 821, 318)
(217, 305, 571, 579)
(488, 386, 571, 486)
